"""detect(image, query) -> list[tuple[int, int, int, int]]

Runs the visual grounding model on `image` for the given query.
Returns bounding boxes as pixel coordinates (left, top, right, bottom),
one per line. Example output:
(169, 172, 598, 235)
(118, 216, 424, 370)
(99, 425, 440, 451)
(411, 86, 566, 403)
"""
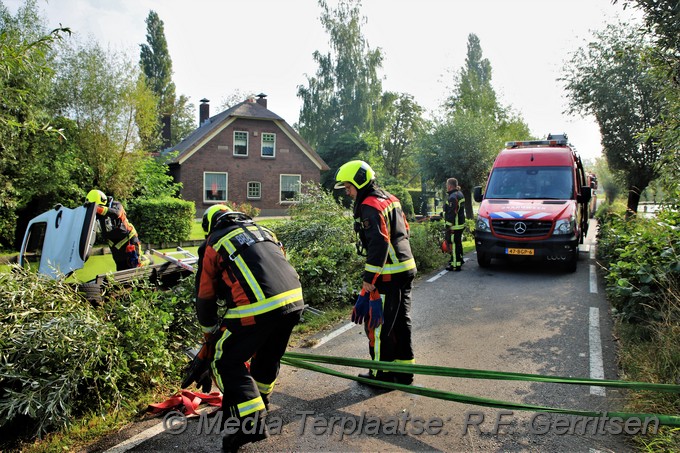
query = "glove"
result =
(367, 290, 384, 329)
(96, 205, 107, 215)
(351, 289, 370, 324)
(181, 331, 219, 391)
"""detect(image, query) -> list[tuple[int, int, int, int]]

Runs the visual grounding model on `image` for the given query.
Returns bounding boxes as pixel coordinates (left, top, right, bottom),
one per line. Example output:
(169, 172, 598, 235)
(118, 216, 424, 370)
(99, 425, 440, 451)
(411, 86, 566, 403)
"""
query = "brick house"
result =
(164, 94, 329, 216)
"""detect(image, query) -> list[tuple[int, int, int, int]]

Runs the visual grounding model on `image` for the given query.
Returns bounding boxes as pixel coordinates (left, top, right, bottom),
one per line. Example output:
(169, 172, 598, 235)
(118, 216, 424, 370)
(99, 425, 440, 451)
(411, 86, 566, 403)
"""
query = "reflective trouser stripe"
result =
(256, 379, 276, 395)
(237, 396, 266, 417)
(212, 329, 232, 391)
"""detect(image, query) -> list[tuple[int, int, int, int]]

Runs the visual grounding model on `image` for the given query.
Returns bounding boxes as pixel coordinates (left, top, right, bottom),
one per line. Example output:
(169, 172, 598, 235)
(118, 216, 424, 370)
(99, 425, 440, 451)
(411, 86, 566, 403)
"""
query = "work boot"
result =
(222, 412, 269, 453)
(446, 265, 455, 271)
(261, 393, 270, 412)
(455, 266, 462, 272)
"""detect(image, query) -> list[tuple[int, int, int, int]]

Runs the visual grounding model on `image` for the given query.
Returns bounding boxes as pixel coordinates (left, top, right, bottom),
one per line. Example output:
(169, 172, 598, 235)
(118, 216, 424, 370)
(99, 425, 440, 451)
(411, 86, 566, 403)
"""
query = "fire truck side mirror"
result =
(473, 186, 484, 203)
(577, 186, 592, 203)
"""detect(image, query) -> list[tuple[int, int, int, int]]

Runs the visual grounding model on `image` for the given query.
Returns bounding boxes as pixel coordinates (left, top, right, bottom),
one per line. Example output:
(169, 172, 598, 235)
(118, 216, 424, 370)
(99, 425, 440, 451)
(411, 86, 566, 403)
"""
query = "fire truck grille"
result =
(491, 219, 553, 237)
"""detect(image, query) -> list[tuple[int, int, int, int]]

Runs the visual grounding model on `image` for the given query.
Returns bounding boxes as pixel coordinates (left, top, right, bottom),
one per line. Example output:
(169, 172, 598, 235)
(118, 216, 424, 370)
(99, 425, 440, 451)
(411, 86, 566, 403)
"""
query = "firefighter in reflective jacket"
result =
(444, 177, 466, 271)
(86, 189, 147, 271)
(335, 160, 417, 385)
(196, 207, 303, 452)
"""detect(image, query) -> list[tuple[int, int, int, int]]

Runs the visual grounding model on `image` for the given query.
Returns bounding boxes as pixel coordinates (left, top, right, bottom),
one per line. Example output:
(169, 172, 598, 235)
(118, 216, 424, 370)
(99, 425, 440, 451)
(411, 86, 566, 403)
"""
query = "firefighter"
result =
(86, 189, 147, 271)
(335, 160, 417, 385)
(195, 206, 304, 452)
(444, 178, 465, 271)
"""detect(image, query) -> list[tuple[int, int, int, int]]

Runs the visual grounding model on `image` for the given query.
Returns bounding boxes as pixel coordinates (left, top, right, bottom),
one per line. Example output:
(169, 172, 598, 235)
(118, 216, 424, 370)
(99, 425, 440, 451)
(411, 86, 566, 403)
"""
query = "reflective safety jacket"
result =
(96, 200, 138, 249)
(196, 220, 304, 333)
(444, 189, 466, 230)
(355, 188, 417, 285)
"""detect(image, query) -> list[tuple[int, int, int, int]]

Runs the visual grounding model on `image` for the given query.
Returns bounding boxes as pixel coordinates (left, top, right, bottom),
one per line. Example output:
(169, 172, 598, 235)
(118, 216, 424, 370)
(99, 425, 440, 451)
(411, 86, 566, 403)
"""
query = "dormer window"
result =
(234, 131, 248, 156)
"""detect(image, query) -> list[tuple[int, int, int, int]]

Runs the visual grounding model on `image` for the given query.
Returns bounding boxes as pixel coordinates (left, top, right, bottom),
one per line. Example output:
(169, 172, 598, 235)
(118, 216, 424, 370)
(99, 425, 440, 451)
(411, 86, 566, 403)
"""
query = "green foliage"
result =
(275, 183, 362, 307)
(133, 152, 182, 200)
(297, 0, 383, 153)
(408, 221, 449, 273)
(50, 38, 157, 200)
(139, 10, 174, 115)
(0, 266, 197, 442)
(0, 266, 118, 437)
(383, 184, 414, 219)
(597, 209, 680, 323)
(562, 21, 668, 215)
(127, 197, 195, 244)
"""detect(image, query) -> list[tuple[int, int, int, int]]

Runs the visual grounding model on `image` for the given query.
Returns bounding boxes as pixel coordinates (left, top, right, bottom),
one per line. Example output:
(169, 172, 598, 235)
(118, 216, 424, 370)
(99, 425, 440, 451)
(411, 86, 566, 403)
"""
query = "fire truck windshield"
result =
(485, 166, 573, 200)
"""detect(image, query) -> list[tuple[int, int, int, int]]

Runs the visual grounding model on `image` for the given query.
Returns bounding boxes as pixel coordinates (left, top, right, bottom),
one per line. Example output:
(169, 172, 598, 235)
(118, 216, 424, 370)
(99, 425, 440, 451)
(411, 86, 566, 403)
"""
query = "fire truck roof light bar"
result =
(505, 139, 569, 148)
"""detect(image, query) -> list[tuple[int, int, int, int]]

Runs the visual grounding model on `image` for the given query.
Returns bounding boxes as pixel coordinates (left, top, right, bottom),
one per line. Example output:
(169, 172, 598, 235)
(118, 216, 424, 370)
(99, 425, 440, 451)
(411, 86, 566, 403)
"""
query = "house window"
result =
(280, 174, 301, 203)
(234, 131, 248, 156)
(261, 133, 276, 157)
(247, 181, 261, 200)
(204, 172, 227, 202)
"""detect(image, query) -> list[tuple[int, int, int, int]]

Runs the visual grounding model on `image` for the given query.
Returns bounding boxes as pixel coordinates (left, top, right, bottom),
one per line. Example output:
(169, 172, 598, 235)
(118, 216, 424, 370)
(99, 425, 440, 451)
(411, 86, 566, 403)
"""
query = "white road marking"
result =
(104, 422, 166, 453)
(312, 322, 356, 349)
(590, 265, 598, 293)
(589, 307, 606, 396)
(427, 270, 448, 282)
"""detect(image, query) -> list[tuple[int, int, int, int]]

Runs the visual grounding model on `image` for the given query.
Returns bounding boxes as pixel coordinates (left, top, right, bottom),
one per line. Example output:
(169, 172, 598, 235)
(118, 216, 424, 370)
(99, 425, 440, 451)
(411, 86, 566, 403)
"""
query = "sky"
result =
(5, 0, 643, 161)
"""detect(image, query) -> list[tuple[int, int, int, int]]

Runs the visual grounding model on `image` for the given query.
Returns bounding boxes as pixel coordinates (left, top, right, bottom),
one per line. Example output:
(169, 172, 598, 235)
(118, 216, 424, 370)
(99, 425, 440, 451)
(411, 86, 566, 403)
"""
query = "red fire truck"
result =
(473, 134, 592, 272)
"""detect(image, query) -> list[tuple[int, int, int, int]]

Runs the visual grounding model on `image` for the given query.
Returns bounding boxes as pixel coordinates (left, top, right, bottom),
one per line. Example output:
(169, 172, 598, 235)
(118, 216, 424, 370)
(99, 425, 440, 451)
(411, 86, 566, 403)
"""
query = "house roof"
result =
(164, 100, 329, 171)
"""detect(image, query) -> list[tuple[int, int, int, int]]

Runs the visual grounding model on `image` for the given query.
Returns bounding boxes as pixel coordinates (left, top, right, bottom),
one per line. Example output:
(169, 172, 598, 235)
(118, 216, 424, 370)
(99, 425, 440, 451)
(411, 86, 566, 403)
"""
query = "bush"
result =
(276, 184, 363, 308)
(409, 220, 449, 273)
(127, 197, 195, 244)
(384, 184, 414, 219)
(597, 209, 680, 324)
(0, 267, 198, 442)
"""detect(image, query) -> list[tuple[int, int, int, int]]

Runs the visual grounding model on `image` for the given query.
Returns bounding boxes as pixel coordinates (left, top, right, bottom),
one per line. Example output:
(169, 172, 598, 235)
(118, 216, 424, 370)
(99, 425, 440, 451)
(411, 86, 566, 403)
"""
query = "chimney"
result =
(199, 98, 210, 125)
(256, 93, 267, 109)
(161, 113, 171, 149)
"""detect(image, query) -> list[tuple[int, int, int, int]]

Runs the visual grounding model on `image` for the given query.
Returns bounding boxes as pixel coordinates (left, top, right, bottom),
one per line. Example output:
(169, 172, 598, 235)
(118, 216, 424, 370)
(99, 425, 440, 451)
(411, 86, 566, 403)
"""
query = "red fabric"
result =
(148, 390, 222, 416)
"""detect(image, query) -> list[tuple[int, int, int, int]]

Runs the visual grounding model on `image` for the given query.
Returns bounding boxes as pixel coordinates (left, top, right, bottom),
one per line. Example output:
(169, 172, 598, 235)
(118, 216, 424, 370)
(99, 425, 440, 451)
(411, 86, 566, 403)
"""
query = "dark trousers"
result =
(365, 272, 415, 380)
(213, 311, 301, 419)
(446, 227, 464, 268)
(111, 237, 142, 271)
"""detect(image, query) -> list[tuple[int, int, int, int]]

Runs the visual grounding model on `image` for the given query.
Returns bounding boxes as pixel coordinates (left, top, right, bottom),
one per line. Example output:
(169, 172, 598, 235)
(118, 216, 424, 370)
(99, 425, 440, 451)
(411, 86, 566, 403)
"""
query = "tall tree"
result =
(139, 10, 195, 147)
(374, 92, 424, 180)
(562, 22, 670, 216)
(297, 0, 383, 156)
(0, 0, 71, 248)
(139, 11, 174, 115)
(423, 33, 530, 218)
(51, 39, 158, 200)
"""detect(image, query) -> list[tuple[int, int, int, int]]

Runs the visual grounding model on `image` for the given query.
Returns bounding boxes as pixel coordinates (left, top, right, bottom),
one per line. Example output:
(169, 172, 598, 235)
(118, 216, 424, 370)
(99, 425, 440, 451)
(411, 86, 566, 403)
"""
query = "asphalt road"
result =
(99, 220, 639, 452)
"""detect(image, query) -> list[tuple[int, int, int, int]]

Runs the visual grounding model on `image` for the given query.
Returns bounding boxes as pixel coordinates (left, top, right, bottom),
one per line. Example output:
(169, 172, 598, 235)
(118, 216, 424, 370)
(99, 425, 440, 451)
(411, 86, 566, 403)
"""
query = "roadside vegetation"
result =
(1, 0, 677, 451)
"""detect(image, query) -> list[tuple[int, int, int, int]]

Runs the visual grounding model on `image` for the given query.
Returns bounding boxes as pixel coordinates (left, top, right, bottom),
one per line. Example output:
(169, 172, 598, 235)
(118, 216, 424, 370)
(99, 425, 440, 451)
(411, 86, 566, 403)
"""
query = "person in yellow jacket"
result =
(86, 189, 147, 271)
(335, 160, 417, 385)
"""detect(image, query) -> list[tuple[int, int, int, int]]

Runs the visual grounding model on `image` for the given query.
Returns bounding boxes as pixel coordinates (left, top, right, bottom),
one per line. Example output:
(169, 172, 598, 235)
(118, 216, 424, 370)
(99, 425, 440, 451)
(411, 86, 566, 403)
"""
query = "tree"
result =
(297, 0, 383, 156)
(374, 92, 424, 180)
(0, 0, 70, 248)
(422, 33, 530, 218)
(139, 10, 195, 147)
(51, 39, 158, 200)
(562, 22, 670, 216)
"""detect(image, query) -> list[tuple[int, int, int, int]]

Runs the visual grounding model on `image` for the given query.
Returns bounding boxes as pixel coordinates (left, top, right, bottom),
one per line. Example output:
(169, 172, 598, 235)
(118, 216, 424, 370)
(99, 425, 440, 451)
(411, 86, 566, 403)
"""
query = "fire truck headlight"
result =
(553, 216, 575, 235)
(476, 216, 491, 233)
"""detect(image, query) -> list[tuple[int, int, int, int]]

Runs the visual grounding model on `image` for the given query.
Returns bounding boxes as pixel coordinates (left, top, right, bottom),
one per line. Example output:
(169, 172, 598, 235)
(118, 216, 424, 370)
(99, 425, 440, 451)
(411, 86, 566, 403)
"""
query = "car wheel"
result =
(477, 252, 491, 268)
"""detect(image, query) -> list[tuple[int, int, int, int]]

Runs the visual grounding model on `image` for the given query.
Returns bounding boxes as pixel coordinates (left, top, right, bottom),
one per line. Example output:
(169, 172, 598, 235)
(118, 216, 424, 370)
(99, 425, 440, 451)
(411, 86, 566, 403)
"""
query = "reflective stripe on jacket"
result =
(444, 190, 466, 230)
(358, 191, 417, 284)
(196, 221, 304, 331)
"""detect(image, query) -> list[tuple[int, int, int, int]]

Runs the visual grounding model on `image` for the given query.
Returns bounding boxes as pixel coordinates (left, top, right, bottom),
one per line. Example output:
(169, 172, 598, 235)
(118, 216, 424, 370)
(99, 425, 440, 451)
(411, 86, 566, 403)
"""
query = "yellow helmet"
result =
(86, 189, 107, 205)
(333, 160, 375, 190)
(202, 204, 231, 233)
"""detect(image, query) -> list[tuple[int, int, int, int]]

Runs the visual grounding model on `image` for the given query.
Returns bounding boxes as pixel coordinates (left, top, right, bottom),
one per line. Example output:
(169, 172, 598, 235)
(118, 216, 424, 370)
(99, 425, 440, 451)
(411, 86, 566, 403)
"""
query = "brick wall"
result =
(179, 118, 322, 216)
